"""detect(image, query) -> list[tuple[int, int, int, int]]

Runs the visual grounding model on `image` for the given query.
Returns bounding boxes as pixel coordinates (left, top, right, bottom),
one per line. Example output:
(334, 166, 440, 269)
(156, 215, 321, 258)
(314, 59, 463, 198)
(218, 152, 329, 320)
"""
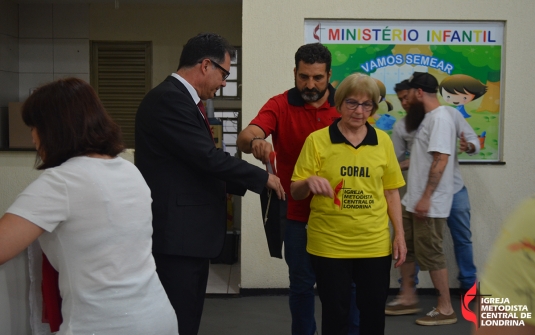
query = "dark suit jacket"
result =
(135, 76, 267, 258)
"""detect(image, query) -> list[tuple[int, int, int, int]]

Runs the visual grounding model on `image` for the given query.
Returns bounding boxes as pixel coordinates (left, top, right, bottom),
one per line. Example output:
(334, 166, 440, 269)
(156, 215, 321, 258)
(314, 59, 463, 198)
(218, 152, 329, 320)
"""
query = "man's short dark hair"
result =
(394, 80, 411, 93)
(178, 33, 236, 70)
(295, 43, 331, 73)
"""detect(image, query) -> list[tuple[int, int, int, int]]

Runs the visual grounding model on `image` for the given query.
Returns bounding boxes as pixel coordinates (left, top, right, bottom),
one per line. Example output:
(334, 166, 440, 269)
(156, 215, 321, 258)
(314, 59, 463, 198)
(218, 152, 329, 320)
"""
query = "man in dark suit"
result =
(135, 33, 285, 335)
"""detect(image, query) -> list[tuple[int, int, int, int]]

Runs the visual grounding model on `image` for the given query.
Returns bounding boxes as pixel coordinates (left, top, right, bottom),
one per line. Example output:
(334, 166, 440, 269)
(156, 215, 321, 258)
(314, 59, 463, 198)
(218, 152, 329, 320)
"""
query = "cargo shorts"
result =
(402, 206, 447, 271)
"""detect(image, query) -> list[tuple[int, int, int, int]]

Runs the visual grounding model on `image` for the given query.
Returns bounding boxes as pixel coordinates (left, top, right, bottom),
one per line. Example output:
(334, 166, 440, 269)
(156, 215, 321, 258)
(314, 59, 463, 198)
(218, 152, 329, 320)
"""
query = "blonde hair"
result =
(334, 73, 381, 116)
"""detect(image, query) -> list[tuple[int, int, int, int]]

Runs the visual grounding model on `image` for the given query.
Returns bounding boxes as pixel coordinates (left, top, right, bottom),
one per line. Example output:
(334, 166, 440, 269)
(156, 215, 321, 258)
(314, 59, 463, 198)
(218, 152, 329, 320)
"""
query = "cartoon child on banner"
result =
(439, 74, 488, 118)
(370, 78, 396, 131)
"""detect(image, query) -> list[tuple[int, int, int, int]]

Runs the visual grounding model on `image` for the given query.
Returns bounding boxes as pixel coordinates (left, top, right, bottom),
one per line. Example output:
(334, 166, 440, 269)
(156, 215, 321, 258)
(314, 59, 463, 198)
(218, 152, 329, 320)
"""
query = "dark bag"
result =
(260, 187, 287, 259)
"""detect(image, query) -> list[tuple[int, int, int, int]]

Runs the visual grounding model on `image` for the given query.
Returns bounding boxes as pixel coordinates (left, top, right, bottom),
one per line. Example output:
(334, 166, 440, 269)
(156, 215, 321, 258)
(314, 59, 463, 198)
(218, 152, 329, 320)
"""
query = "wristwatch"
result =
(250, 137, 263, 150)
(467, 142, 475, 153)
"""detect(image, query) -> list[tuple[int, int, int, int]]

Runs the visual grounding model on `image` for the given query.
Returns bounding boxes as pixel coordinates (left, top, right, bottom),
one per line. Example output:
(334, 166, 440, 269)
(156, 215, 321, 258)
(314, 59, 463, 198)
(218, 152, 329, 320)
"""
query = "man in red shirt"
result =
(237, 43, 359, 335)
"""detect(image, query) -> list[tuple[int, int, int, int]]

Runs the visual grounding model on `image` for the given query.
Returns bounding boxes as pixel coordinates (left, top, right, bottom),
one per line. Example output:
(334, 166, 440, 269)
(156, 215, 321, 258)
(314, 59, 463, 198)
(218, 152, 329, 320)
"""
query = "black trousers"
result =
(153, 253, 210, 335)
(310, 254, 392, 335)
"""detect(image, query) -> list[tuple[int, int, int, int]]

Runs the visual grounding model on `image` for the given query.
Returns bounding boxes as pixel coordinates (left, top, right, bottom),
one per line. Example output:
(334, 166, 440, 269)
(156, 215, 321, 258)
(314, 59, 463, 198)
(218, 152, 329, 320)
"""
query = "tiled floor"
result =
(199, 294, 473, 335)
(203, 263, 474, 334)
(206, 262, 240, 294)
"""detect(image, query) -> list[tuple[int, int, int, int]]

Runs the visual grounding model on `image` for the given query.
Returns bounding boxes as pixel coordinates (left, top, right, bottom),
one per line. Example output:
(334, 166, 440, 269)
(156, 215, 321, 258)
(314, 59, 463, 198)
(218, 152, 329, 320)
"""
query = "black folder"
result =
(260, 187, 287, 259)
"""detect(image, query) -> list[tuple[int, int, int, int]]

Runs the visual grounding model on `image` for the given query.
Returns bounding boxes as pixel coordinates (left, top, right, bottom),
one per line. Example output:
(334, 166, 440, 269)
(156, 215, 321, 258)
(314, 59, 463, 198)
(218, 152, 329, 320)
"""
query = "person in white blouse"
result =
(0, 78, 178, 335)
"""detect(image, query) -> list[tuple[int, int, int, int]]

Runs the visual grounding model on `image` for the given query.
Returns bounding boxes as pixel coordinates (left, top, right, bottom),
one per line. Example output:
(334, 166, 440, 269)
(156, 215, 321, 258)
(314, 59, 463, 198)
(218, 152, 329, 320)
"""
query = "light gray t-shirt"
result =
(391, 117, 415, 162)
(401, 106, 457, 217)
(8, 156, 178, 335)
(393, 107, 479, 194)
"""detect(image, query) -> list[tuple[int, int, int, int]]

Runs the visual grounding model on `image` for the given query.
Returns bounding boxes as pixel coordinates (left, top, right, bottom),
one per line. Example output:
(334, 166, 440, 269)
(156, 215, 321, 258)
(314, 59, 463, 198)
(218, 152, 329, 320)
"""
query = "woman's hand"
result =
(291, 176, 333, 200)
(392, 233, 407, 268)
(305, 176, 334, 198)
(384, 188, 406, 268)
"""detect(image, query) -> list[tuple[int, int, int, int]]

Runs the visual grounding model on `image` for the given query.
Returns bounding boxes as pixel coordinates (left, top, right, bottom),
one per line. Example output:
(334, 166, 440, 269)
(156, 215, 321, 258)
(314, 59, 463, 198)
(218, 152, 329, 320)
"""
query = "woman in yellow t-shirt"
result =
(291, 73, 406, 335)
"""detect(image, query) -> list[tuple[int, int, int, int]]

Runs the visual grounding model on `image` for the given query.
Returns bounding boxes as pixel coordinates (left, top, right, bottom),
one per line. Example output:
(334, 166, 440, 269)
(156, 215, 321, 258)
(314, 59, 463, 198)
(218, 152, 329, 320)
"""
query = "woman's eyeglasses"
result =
(344, 99, 374, 111)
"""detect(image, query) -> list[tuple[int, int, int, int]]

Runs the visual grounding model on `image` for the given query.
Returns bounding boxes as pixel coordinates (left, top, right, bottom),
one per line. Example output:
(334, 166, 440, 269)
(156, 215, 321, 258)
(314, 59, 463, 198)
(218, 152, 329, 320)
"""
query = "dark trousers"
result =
(310, 254, 391, 335)
(153, 253, 210, 335)
(284, 220, 318, 335)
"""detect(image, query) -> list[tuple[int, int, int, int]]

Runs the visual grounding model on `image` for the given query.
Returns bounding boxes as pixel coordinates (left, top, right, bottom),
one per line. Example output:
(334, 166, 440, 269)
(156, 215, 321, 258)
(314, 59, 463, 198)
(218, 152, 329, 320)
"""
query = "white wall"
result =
(240, 0, 535, 290)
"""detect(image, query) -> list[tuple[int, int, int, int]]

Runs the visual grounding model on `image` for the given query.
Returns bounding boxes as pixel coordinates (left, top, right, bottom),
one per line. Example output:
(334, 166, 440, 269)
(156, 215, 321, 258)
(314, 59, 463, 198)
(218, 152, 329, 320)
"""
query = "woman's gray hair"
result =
(334, 73, 381, 116)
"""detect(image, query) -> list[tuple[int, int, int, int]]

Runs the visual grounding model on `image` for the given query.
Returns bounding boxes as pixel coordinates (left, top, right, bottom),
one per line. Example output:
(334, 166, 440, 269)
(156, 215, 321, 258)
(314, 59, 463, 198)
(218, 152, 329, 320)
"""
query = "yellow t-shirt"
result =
(292, 121, 405, 258)
(480, 196, 535, 326)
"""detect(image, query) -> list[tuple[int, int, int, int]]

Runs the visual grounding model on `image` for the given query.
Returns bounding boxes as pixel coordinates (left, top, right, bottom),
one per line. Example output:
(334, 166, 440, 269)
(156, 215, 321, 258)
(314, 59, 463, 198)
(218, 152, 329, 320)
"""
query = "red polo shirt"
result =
(250, 85, 340, 222)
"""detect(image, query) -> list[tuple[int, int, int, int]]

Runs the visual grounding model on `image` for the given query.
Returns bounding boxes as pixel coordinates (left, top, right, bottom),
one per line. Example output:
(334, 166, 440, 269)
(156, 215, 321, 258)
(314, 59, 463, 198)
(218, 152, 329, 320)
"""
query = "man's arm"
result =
(236, 124, 272, 164)
(392, 119, 412, 171)
(414, 152, 449, 218)
(391, 120, 409, 163)
(138, 87, 275, 195)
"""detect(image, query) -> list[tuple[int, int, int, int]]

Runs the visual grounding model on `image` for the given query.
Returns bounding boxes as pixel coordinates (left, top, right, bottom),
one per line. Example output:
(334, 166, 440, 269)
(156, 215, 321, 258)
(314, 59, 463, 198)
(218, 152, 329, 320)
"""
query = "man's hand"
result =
(414, 196, 431, 219)
(459, 132, 468, 152)
(266, 173, 286, 200)
(236, 125, 272, 163)
(399, 158, 410, 171)
(251, 138, 273, 164)
(459, 132, 474, 153)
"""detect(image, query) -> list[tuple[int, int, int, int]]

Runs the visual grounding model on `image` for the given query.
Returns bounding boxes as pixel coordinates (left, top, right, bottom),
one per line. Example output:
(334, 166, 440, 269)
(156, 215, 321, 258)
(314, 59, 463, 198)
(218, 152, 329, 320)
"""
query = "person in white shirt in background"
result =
(387, 79, 480, 304)
(385, 72, 479, 326)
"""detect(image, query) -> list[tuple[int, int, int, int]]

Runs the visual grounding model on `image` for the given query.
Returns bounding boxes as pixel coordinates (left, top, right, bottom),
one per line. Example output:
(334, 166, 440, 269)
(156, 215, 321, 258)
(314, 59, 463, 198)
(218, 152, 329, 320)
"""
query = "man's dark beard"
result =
(299, 86, 327, 103)
(405, 100, 426, 133)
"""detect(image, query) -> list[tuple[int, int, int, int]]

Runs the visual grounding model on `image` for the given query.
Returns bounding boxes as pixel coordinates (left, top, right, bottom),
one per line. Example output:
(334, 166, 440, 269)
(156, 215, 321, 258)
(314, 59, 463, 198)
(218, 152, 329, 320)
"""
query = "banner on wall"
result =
(305, 20, 504, 162)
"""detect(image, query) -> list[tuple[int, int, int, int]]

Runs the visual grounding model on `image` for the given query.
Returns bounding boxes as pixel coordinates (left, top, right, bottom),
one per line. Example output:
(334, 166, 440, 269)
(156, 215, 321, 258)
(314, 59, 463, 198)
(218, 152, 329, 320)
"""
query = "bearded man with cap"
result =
(388, 72, 458, 326)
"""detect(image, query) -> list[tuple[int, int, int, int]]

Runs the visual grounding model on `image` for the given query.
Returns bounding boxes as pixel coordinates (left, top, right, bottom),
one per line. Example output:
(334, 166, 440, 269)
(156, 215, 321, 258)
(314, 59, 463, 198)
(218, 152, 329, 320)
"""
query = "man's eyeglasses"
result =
(209, 59, 230, 81)
(344, 99, 374, 111)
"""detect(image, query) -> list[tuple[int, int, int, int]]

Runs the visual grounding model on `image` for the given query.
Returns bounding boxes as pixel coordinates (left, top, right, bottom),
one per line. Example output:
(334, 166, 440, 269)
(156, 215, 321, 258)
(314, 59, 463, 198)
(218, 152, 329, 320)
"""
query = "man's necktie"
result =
(197, 100, 214, 142)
